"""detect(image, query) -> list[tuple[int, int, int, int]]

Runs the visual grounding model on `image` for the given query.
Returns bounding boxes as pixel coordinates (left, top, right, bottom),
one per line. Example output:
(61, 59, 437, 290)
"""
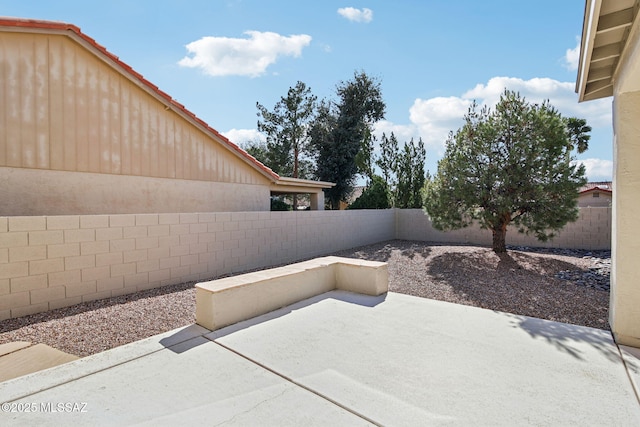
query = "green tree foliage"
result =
(244, 139, 270, 166)
(311, 71, 386, 209)
(395, 137, 426, 208)
(376, 132, 398, 190)
(270, 196, 291, 211)
(423, 90, 589, 253)
(347, 175, 391, 209)
(256, 81, 317, 179)
(376, 133, 426, 208)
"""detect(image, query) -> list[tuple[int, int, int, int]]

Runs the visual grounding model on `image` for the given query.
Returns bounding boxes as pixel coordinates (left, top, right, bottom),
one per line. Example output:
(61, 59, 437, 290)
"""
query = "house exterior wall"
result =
(0, 167, 270, 215)
(0, 208, 609, 320)
(0, 31, 272, 214)
(577, 192, 612, 207)
(611, 90, 640, 347)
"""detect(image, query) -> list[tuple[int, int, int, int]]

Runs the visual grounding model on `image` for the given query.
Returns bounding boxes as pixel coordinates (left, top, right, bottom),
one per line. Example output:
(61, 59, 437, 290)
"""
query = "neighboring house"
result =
(577, 0, 640, 348)
(578, 181, 612, 207)
(0, 18, 332, 215)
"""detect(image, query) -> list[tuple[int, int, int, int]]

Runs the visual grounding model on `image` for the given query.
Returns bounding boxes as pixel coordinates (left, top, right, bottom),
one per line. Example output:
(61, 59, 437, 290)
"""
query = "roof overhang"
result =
(576, 0, 640, 102)
(270, 177, 335, 195)
(579, 187, 613, 195)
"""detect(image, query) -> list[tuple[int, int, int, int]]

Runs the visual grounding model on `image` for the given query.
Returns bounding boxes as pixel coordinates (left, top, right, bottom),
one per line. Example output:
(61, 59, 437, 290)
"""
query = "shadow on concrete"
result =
(204, 291, 387, 342)
(159, 324, 211, 354)
(499, 312, 620, 363)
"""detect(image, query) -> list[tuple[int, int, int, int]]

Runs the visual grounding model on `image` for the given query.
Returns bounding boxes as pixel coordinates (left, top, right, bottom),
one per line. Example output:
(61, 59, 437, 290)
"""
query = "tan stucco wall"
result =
(0, 167, 270, 215)
(0, 30, 274, 214)
(611, 90, 640, 347)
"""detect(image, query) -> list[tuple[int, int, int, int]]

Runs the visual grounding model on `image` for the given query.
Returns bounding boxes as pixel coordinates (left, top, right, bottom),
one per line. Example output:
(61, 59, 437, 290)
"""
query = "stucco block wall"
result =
(0, 210, 395, 320)
(396, 208, 611, 250)
(0, 207, 609, 320)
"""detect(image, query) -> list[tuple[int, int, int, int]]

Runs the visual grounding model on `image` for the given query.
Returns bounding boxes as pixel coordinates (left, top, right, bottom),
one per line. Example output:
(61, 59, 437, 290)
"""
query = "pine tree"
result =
(423, 90, 589, 253)
(311, 71, 385, 209)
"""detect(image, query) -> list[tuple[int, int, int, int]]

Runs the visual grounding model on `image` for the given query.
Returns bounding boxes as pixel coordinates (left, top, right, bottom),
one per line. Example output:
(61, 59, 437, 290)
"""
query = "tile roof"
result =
(579, 181, 612, 194)
(0, 17, 280, 181)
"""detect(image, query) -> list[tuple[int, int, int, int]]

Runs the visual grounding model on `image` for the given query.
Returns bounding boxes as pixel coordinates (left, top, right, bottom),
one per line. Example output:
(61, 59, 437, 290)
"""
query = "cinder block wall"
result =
(0, 207, 609, 320)
(0, 210, 395, 320)
(395, 208, 611, 250)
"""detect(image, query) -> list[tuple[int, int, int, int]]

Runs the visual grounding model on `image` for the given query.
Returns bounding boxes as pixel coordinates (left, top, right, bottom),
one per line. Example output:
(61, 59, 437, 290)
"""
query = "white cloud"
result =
(573, 158, 613, 181)
(461, 76, 612, 127)
(374, 121, 418, 145)
(564, 37, 581, 71)
(222, 128, 265, 145)
(178, 31, 312, 77)
(373, 76, 613, 174)
(400, 76, 612, 151)
(337, 7, 373, 23)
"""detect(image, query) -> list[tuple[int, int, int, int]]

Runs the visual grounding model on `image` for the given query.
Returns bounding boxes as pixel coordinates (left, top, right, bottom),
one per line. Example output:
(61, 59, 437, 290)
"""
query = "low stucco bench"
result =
(195, 256, 388, 331)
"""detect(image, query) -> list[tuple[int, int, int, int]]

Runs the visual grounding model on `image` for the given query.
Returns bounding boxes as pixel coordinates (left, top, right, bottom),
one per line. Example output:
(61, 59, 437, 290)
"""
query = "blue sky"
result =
(2, 0, 613, 181)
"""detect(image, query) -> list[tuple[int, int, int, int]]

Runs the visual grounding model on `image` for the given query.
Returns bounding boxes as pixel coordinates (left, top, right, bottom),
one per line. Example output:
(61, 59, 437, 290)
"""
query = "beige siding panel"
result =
(130, 87, 141, 175)
(0, 31, 271, 187)
(151, 105, 161, 177)
(63, 38, 77, 171)
(109, 73, 121, 174)
(99, 65, 110, 173)
(75, 48, 89, 172)
(48, 36, 65, 170)
(34, 37, 49, 169)
(0, 34, 14, 166)
(140, 91, 151, 176)
(120, 81, 131, 175)
(86, 52, 101, 173)
(187, 128, 196, 180)
(157, 110, 167, 177)
(183, 128, 191, 180)
(19, 35, 36, 169)
(174, 121, 184, 179)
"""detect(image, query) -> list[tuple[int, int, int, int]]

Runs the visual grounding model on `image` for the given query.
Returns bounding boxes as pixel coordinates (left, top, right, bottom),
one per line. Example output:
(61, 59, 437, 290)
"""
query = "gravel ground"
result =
(0, 240, 610, 357)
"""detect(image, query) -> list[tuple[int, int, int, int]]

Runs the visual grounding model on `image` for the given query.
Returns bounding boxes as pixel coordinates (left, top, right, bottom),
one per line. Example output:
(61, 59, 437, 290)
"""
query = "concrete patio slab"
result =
(619, 345, 640, 401)
(208, 291, 640, 426)
(0, 342, 31, 357)
(1, 291, 638, 426)
(0, 343, 78, 383)
(0, 324, 210, 403)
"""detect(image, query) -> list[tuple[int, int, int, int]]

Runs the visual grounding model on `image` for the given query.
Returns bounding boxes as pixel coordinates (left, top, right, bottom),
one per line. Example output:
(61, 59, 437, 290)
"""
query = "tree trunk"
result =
(492, 222, 508, 253)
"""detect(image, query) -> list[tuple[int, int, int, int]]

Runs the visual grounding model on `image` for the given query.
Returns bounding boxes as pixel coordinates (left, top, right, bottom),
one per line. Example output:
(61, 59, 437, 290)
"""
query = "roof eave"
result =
(576, 0, 603, 102)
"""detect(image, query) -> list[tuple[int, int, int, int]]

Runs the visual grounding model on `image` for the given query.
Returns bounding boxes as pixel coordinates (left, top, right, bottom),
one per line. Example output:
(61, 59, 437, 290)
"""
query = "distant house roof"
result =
(0, 17, 281, 181)
(579, 181, 612, 194)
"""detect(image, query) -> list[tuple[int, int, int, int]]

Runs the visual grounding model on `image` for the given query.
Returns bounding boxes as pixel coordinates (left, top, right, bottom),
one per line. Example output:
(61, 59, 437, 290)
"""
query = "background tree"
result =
(347, 175, 391, 209)
(311, 71, 386, 209)
(256, 81, 317, 208)
(375, 132, 426, 208)
(376, 132, 399, 190)
(423, 90, 589, 253)
(394, 137, 426, 208)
